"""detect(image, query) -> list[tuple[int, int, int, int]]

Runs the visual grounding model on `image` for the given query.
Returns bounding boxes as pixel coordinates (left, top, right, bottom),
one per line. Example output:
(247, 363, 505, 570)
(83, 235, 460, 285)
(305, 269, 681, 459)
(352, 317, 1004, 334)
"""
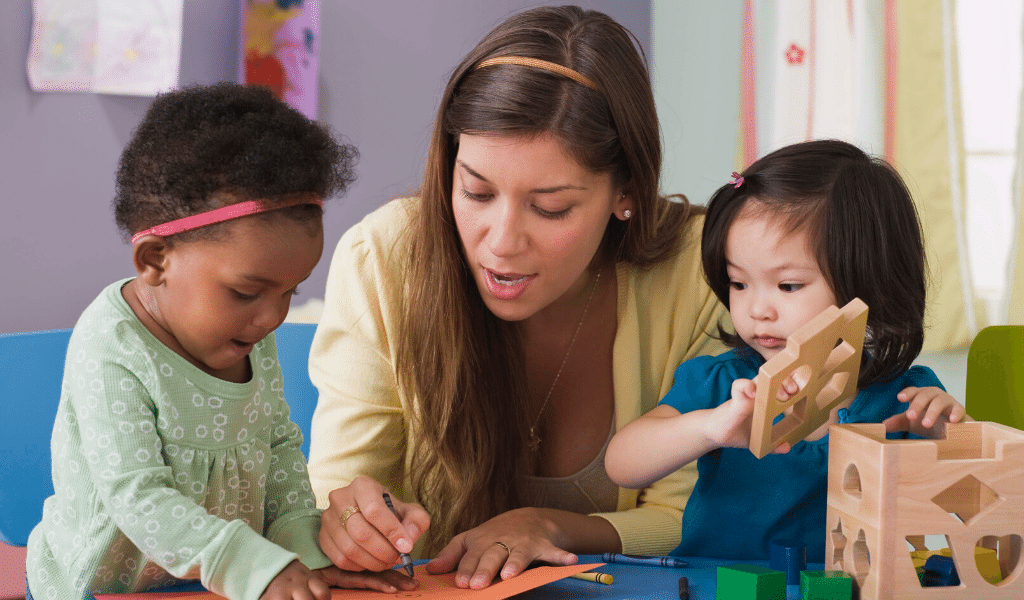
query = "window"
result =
(957, 0, 1023, 323)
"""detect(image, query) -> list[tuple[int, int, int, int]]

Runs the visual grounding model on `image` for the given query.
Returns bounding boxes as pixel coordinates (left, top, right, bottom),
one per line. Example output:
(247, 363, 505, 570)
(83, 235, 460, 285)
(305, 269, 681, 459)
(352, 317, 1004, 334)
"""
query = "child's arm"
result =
(70, 357, 307, 599)
(607, 378, 777, 489)
(260, 393, 332, 568)
(882, 386, 968, 438)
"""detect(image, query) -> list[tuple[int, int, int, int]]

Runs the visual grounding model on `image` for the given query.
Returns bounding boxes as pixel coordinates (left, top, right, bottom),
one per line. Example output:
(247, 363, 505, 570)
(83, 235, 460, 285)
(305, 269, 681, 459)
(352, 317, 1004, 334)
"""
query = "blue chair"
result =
(0, 323, 320, 548)
(273, 322, 320, 458)
(0, 329, 71, 548)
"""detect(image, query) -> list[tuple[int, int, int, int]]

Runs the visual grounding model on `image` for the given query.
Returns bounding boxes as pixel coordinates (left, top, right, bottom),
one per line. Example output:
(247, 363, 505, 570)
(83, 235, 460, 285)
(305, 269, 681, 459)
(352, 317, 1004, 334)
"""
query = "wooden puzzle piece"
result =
(748, 298, 868, 458)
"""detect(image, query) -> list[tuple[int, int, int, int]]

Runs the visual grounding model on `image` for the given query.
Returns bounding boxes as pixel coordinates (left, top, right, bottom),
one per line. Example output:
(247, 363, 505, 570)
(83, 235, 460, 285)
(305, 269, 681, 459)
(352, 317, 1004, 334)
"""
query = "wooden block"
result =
(769, 538, 807, 585)
(921, 554, 959, 586)
(972, 546, 1002, 583)
(749, 298, 868, 458)
(716, 564, 786, 600)
(800, 570, 852, 600)
(826, 421, 1024, 599)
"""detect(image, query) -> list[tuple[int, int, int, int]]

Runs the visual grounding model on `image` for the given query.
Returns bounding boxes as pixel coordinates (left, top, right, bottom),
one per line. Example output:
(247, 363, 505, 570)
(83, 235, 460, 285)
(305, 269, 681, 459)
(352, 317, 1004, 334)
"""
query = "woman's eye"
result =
(779, 283, 804, 292)
(232, 290, 258, 301)
(729, 281, 746, 291)
(459, 188, 491, 202)
(534, 205, 571, 220)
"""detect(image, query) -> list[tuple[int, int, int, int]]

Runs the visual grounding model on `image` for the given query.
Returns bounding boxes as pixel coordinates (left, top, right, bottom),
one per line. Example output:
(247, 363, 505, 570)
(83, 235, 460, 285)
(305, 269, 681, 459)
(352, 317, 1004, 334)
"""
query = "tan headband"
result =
(474, 56, 601, 92)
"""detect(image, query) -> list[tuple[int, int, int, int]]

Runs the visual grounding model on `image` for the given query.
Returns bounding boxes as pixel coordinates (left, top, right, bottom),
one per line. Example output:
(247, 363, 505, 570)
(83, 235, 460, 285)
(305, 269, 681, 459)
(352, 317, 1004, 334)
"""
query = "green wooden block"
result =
(800, 570, 853, 600)
(717, 564, 786, 600)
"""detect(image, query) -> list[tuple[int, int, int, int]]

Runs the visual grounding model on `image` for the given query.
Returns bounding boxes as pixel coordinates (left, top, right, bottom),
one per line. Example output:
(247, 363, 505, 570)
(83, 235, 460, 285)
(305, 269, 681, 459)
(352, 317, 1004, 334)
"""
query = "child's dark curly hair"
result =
(114, 82, 357, 242)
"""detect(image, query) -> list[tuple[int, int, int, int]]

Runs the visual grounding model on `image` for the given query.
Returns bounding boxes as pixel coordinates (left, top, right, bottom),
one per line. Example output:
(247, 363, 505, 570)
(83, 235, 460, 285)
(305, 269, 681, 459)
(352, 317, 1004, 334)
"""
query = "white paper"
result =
(28, 0, 184, 96)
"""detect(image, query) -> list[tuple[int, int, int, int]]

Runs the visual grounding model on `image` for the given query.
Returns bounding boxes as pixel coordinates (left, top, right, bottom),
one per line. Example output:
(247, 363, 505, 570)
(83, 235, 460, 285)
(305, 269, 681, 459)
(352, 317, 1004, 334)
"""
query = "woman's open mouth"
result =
(483, 268, 536, 300)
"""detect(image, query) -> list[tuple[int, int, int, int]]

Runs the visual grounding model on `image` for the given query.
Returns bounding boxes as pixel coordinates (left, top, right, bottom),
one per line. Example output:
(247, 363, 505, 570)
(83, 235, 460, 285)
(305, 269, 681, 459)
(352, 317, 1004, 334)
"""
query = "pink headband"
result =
(130, 197, 322, 244)
(730, 172, 745, 188)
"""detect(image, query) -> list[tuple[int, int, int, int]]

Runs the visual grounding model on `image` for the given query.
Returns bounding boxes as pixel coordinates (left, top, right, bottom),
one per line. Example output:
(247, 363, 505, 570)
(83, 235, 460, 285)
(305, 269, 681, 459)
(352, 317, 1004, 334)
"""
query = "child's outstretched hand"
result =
(882, 386, 968, 438)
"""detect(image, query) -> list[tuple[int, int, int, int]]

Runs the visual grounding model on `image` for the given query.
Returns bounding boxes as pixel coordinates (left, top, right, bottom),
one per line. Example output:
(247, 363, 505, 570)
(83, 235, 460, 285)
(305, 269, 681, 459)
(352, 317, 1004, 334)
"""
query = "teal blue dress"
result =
(659, 348, 942, 562)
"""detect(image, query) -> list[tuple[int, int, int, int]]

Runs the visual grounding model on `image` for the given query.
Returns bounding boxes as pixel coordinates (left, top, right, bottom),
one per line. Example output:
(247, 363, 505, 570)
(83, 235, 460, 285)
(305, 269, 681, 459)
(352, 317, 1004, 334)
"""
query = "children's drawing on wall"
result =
(27, 0, 183, 95)
(240, 0, 321, 119)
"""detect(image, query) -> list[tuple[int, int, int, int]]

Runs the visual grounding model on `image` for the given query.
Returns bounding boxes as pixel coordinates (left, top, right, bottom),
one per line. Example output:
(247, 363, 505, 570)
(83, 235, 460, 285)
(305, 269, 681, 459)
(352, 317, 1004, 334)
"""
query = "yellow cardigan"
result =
(307, 198, 727, 555)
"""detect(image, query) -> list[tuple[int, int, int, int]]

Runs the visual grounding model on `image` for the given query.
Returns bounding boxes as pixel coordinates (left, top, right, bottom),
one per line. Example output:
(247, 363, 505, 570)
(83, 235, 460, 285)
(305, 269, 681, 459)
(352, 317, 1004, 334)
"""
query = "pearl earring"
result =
(623, 209, 631, 220)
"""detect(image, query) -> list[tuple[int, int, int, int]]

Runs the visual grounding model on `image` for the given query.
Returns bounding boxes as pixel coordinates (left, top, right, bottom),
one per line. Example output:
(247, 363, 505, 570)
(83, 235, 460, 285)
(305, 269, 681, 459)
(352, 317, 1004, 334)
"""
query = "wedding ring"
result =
(494, 541, 511, 556)
(339, 505, 361, 527)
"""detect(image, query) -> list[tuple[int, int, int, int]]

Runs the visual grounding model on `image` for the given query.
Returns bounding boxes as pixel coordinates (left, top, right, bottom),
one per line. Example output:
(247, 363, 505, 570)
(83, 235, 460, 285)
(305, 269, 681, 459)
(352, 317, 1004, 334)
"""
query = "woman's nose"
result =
(487, 199, 527, 257)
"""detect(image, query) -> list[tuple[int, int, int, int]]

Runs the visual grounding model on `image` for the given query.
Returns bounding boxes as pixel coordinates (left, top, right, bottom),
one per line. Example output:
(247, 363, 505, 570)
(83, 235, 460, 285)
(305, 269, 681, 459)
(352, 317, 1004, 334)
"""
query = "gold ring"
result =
(494, 541, 511, 556)
(339, 505, 361, 527)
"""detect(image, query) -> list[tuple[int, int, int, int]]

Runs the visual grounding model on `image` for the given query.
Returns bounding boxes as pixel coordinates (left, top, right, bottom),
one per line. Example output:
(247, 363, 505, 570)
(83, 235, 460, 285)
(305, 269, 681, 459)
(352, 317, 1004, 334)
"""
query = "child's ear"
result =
(131, 236, 170, 287)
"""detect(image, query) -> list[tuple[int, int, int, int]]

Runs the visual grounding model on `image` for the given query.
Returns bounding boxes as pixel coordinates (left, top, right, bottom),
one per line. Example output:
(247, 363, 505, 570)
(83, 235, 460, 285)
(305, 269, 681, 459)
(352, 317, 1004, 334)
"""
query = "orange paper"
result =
(94, 563, 604, 600)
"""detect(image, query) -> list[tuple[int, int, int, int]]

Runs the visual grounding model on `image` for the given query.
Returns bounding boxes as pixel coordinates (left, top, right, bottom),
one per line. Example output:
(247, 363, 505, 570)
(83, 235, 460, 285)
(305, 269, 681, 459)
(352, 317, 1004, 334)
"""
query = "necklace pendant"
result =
(528, 428, 541, 452)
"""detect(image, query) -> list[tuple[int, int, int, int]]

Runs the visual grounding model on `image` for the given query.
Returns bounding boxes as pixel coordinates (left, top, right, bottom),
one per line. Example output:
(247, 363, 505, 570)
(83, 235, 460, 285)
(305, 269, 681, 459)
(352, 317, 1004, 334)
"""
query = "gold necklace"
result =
(527, 269, 601, 453)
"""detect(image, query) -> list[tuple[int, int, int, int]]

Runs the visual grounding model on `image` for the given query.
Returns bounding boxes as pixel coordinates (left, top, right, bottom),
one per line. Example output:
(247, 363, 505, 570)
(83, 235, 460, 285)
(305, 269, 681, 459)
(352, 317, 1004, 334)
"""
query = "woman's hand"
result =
(314, 565, 419, 593)
(319, 475, 431, 572)
(883, 386, 968, 438)
(425, 507, 583, 589)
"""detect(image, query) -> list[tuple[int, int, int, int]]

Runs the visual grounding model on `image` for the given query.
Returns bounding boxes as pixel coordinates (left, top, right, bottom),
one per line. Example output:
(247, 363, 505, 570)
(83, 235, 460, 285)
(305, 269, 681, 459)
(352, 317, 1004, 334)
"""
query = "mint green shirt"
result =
(27, 279, 330, 600)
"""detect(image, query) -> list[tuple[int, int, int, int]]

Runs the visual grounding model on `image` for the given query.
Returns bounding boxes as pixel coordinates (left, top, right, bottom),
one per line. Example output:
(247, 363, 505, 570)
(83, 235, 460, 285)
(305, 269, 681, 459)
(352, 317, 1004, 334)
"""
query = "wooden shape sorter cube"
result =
(749, 298, 868, 459)
(826, 422, 1024, 600)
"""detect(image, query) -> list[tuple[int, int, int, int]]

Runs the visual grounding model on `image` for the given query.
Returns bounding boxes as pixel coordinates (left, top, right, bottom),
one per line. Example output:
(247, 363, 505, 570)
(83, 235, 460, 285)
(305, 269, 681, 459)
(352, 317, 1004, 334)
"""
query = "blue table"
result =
(144, 555, 823, 599)
(518, 555, 824, 600)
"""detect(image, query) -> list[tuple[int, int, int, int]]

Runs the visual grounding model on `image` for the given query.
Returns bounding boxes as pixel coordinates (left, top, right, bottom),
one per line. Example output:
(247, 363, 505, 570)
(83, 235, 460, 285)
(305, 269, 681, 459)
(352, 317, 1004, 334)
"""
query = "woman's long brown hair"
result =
(396, 6, 702, 552)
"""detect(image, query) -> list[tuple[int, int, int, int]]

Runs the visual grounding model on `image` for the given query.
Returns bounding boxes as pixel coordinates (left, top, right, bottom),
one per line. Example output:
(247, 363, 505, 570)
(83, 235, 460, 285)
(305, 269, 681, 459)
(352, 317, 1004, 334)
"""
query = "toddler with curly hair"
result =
(25, 83, 417, 600)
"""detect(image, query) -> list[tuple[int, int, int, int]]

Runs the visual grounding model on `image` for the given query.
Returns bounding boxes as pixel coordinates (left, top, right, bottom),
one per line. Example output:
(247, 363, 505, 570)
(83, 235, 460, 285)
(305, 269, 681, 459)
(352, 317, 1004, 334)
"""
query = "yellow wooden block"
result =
(973, 546, 1002, 584)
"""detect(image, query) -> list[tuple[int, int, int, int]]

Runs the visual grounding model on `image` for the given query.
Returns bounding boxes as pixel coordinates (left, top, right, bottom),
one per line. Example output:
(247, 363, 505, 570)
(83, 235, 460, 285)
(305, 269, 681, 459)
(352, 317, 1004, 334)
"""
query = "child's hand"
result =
(707, 379, 791, 454)
(261, 560, 331, 600)
(314, 565, 420, 593)
(882, 386, 968, 438)
(704, 378, 757, 448)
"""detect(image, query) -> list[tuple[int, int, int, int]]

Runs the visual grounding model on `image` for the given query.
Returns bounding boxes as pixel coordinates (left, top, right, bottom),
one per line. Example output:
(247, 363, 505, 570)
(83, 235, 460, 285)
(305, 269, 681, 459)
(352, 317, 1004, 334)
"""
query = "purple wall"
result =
(0, 0, 650, 334)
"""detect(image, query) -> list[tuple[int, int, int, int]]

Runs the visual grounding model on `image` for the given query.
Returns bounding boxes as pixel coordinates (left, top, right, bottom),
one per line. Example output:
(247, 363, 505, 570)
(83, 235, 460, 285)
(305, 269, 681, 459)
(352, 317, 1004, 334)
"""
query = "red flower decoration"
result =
(785, 43, 805, 65)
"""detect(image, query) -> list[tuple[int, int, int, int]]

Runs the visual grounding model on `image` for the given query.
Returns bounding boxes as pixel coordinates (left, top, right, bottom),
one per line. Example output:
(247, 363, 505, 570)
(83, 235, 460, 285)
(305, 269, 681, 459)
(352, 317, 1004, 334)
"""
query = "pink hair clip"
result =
(730, 172, 744, 188)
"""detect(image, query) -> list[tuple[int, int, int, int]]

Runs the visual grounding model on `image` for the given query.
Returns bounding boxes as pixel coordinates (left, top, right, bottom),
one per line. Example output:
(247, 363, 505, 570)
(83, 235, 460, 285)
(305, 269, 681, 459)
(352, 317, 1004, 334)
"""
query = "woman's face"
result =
(451, 132, 630, 322)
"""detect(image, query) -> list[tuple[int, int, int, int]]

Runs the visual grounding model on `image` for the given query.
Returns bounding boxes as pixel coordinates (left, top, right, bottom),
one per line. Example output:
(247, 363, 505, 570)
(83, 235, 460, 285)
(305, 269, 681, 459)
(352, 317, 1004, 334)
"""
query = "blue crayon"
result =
(601, 553, 688, 568)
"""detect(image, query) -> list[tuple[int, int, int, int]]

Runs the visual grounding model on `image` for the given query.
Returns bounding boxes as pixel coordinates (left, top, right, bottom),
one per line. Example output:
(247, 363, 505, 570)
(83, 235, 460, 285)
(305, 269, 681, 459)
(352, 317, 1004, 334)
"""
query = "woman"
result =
(308, 5, 727, 590)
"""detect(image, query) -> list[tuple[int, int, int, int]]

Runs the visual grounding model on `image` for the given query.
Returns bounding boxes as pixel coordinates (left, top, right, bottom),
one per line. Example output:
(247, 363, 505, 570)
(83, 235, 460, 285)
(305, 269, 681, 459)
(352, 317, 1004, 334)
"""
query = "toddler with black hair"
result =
(606, 139, 967, 563)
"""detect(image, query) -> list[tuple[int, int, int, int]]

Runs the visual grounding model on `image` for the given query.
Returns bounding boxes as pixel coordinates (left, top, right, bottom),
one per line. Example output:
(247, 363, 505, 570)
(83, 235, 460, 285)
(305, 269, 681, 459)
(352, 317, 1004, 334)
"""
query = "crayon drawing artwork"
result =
(92, 563, 603, 600)
(27, 0, 184, 95)
(240, 0, 321, 119)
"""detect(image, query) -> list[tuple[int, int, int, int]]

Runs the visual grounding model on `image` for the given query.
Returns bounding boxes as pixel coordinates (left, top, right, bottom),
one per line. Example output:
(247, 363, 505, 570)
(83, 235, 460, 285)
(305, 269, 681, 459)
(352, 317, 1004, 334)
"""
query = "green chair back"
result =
(965, 325, 1024, 429)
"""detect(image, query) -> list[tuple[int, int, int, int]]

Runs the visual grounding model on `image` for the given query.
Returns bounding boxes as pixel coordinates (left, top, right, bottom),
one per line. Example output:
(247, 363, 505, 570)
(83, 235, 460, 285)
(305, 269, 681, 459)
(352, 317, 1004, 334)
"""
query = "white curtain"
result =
(740, 0, 975, 350)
